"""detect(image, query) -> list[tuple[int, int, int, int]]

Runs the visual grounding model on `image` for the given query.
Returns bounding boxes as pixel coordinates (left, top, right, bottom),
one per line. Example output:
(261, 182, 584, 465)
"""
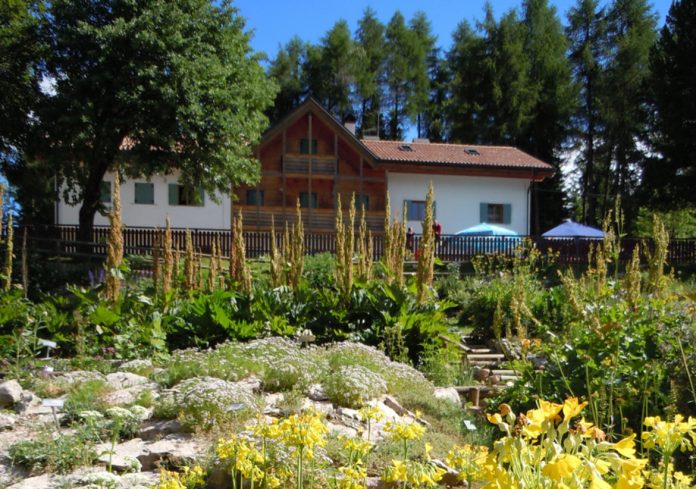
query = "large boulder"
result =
(104, 372, 159, 405)
(433, 387, 461, 406)
(137, 434, 204, 471)
(0, 380, 23, 408)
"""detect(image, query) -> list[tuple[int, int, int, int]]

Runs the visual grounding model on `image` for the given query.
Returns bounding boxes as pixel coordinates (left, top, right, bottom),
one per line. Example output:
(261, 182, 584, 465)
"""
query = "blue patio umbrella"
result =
(455, 223, 519, 236)
(542, 219, 604, 238)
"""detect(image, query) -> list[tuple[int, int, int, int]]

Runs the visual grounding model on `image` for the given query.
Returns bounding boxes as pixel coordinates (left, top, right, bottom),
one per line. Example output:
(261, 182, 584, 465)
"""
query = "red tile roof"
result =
(361, 140, 552, 171)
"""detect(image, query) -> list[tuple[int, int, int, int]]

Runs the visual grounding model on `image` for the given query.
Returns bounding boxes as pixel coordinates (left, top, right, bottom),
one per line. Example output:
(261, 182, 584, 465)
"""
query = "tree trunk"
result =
(77, 154, 113, 253)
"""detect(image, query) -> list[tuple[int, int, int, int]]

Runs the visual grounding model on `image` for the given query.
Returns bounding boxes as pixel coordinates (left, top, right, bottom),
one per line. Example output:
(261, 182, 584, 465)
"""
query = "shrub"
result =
(174, 376, 257, 431)
(323, 365, 387, 408)
(303, 252, 335, 289)
(63, 379, 111, 421)
(9, 429, 96, 474)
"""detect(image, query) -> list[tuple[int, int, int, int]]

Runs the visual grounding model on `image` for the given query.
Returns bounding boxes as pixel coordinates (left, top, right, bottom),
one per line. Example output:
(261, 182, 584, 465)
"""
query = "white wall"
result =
(387, 173, 531, 235)
(56, 172, 231, 230)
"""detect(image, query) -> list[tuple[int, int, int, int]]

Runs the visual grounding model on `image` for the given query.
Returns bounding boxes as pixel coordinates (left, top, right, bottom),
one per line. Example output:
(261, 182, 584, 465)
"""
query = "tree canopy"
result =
(2, 0, 276, 237)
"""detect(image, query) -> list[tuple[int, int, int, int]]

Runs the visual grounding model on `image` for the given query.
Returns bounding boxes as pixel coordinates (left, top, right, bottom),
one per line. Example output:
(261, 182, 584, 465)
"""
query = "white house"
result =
(55, 99, 553, 235)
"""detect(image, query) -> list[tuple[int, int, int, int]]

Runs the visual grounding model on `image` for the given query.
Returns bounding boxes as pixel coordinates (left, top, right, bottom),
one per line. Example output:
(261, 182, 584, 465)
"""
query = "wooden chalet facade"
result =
(234, 99, 387, 231)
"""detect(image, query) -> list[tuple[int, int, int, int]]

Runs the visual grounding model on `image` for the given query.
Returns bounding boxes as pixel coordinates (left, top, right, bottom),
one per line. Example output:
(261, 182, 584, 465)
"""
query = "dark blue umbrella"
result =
(542, 219, 604, 238)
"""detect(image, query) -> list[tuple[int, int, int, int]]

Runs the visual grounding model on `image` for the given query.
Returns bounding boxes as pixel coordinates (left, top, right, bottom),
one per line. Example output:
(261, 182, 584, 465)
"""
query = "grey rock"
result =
(104, 372, 159, 406)
(53, 370, 106, 385)
(7, 474, 56, 489)
(382, 395, 407, 416)
(96, 438, 147, 472)
(15, 391, 41, 413)
(105, 372, 155, 390)
(0, 411, 17, 430)
(0, 380, 23, 408)
(137, 433, 203, 471)
(307, 383, 328, 401)
(138, 419, 183, 441)
(433, 387, 461, 406)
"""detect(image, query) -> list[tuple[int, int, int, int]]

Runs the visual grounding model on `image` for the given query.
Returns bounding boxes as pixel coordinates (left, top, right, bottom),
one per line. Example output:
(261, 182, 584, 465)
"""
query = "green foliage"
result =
(9, 428, 96, 475)
(645, 0, 696, 209)
(303, 252, 336, 289)
(29, 0, 275, 239)
(63, 379, 111, 421)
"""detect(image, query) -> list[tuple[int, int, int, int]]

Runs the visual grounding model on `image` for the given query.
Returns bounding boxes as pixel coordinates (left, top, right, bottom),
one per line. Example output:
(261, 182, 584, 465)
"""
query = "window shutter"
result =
(100, 181, 111, 203)
(311, 192, 317, 208)
(503, 204, 512, 224)
(480, 203, 487, 223)
(168, 184, 178, 206)
(300, 139, 308, 154)
(300, 192, 308, 208)
(197, 188, 205, 206)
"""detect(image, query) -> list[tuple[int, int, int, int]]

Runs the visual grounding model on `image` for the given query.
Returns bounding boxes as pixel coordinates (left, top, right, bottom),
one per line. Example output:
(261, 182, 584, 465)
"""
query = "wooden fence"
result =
(17, 225, 696, 265)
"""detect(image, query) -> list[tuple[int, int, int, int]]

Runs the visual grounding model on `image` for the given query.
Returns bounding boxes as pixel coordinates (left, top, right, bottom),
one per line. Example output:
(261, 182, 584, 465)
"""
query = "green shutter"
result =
(135, 183, 154, 204)
(300, 192, 308, 208)
(168, 184, 179, 205)
(503, 204, 512, 224)
(100, 181, 111, 203)
(197, 188, 205, 206)
(300, 139, 308, 154)
(480, 203, 487, 223)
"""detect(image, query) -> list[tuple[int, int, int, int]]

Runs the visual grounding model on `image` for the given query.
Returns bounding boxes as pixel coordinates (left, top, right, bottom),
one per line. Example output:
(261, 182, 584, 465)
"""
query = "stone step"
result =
(466, 353, 505, 360)
(491, 369, 518, 376)
(499, 375, 521, 382)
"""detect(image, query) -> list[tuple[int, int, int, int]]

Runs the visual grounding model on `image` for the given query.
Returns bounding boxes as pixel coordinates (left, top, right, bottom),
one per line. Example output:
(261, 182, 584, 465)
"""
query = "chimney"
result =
(412, 138, 430, 144)
(343, 113, 357, 135)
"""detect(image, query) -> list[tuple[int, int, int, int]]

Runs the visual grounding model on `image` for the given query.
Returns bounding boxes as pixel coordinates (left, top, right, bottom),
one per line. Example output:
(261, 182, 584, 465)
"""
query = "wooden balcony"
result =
(283, 154, 337, 176)
(237, 205, 384, 231)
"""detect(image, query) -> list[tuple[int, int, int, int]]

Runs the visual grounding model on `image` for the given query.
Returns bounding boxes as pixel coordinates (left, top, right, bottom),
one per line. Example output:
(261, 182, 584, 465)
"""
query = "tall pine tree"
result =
(354, 8, 385, 137)
(644, 0, 696, 209)
(567, 0, 609, 225)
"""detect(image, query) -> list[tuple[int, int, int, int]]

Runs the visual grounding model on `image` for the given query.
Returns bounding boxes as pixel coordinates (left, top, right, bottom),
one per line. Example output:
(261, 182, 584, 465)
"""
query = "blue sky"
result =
(235, 0, 672, 61)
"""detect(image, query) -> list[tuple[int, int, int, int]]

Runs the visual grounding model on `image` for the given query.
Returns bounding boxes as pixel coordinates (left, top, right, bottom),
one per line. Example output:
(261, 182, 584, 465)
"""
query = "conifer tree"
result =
(354, 8, 385, 136)
(567, 0, 609, 225)
(644, 0, 696, 208)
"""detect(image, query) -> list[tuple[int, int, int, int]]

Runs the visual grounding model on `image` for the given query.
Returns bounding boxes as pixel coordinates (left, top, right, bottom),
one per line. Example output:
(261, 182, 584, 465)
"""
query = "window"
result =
(299, 192, 318, 208)
(134, 182, 155, 205)
(246, 189, 265, 206)
(357, 194, 369, 211)
(100, 181, 111, 203)
(404, 200, 436, 221)
(168, 184, 205, 206)
(299, 138, 318, 155)
(480, 203, 511, 224)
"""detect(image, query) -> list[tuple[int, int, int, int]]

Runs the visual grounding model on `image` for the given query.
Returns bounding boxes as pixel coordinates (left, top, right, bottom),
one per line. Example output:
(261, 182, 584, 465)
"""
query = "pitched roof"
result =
(361, 139, 553, 172)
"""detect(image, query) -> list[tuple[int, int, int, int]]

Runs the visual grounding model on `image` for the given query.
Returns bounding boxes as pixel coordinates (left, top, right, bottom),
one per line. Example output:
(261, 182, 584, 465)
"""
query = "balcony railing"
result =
(282, 154, 337, 175)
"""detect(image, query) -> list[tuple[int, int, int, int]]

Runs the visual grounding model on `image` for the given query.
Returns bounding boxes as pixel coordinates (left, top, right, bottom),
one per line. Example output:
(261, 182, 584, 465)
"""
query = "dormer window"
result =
(398, 144, 413, 152)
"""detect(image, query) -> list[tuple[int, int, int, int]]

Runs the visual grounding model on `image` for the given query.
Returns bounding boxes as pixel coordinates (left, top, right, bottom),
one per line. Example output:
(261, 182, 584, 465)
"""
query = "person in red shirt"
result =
(433, 220, 442, 244)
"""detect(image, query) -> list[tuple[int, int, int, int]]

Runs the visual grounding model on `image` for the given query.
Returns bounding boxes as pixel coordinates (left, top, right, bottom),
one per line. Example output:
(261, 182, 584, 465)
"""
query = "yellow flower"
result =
(487, 413, 503, 425)
(589, 476, 612, 489)
(538, 399, 563, 422)
(612, 433, 636, 458)
(358, 405, 384, 423)
(384, 420, 426, 442)
(562, 397, 588, 421)
(541, 454, 582, 481)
